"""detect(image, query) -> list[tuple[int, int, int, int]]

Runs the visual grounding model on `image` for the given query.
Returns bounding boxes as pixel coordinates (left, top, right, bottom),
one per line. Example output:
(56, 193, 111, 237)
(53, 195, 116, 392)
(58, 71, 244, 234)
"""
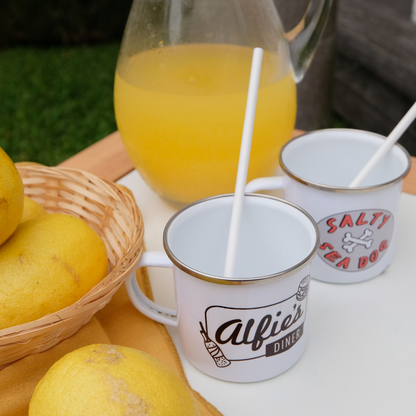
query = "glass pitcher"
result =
(114, 0, 332, 206)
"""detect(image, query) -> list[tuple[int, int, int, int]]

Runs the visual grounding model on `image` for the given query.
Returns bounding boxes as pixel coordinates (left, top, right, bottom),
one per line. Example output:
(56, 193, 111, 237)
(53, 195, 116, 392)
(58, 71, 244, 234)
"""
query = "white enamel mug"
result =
(126, 194, 319, 383)
(246, 129, 411, 284)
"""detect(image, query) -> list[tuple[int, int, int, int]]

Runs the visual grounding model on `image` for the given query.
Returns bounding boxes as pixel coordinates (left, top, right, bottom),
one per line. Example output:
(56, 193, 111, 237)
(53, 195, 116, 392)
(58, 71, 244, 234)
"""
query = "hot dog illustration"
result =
(199, 322, 231, 368)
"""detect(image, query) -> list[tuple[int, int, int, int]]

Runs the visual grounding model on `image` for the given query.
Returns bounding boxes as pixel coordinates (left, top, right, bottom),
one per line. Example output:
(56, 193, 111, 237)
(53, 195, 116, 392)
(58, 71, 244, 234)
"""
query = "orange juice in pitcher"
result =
(114, 43, 296, 205)
(114, 0, 332, 206)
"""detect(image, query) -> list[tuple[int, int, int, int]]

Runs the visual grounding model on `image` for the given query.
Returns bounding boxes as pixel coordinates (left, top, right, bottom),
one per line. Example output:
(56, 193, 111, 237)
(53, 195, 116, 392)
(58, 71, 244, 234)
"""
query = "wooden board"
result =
(333, 0, 416, 158)
(58, 131, 134, 181)
(337, 0, 416, 100)
(333, 54, 416, 156)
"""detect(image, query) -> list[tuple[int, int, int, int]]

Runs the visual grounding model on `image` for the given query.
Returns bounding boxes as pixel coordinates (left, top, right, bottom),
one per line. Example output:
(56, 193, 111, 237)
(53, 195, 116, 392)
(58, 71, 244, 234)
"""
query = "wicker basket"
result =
(0, 165, 145, 368)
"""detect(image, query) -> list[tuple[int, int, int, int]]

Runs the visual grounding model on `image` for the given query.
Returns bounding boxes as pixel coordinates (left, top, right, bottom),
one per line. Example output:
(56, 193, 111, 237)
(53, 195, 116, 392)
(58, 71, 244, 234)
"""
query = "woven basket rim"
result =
(0, 165, 144, 343)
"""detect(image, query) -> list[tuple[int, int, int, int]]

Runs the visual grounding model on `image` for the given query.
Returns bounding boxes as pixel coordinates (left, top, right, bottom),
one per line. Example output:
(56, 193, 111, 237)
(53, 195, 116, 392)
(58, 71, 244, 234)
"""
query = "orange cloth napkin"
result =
(0, 268, 223, 416)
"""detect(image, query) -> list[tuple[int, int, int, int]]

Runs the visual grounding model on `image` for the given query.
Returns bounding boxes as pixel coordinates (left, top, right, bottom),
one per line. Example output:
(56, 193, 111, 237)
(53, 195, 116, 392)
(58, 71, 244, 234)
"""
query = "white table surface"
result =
(118, 169, 416, 416)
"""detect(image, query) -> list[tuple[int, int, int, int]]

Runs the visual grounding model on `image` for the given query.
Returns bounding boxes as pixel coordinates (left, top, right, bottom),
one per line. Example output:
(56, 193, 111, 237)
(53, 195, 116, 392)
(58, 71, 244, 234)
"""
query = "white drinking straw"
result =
(349, 101, 416, 187)
(224, 47, 263, 278)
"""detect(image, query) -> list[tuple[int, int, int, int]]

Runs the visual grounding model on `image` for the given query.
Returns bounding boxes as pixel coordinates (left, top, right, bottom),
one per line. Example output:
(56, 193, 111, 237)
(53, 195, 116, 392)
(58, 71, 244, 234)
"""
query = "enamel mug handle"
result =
(125, 251, 178, 327)
(245, 176, 284, 193)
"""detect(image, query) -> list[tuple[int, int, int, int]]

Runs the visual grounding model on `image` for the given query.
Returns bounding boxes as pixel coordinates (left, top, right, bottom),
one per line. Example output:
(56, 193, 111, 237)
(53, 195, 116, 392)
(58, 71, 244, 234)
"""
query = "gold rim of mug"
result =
(163, 193, 320, 285)
(279, 128, 412, 193)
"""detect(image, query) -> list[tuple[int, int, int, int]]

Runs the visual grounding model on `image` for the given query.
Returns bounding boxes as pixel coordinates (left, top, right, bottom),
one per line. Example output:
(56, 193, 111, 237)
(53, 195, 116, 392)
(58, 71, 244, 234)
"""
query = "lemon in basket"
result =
(20, 195, 46, 223)
(29, 344, 200, 416)
(0, 147, 24, 245)
(0, 213, 108, 330)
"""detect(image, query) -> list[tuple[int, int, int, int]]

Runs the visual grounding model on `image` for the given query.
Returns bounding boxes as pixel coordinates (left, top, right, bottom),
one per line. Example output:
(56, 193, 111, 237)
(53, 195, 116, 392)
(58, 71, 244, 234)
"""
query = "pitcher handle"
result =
(125, 251, 178, 327)
(286, 0, 333, 82)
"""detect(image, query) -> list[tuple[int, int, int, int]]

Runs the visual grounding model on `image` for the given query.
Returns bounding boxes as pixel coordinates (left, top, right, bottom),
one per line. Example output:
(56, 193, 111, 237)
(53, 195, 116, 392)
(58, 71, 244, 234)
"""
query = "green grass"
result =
(331, 113, 352, 129)
(0, 43, 120, 165)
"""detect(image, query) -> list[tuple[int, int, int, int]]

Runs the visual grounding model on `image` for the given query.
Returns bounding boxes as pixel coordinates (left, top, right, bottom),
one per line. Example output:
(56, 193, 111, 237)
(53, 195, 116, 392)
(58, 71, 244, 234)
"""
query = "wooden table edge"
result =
(58, 130, 416, 196)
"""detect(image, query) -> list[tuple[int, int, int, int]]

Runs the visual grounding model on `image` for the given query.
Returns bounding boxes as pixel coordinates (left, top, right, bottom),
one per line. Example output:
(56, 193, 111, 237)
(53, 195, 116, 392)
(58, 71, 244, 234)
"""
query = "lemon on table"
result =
(19, 195, 46, 223)
(29, 344, 200, 416)
(0, 213, 108, 330)
(0, 147, 24, 245)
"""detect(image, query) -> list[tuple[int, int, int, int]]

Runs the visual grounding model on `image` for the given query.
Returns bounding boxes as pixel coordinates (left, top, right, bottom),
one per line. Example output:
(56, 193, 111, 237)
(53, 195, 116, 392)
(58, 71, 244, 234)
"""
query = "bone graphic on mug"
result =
(342, 229, 373, 253)
(199, 322, 231, 368)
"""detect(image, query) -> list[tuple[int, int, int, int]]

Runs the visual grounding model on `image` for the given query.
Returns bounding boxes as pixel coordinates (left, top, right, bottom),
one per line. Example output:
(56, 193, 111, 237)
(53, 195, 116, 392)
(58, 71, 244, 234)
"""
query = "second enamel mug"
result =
(246, 129, 411, 284)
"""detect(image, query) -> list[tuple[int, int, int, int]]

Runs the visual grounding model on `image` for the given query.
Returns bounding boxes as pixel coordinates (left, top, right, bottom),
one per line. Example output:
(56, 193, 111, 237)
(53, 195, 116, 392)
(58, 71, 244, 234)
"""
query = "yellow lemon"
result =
(0, 147, 24, 245)
(29, 344, 200, 416)
(0, 213, 108, 329)
(20, 195, 46, 223)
